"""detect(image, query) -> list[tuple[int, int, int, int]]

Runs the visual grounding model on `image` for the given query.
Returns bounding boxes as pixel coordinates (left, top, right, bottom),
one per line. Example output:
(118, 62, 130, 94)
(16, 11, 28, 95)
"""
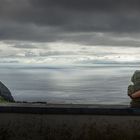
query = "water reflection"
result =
(0, 64, 138, 104)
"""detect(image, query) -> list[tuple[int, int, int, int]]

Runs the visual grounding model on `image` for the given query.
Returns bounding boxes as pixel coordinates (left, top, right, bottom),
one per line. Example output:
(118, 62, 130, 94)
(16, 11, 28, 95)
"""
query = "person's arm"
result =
(131, 90, 140, 99)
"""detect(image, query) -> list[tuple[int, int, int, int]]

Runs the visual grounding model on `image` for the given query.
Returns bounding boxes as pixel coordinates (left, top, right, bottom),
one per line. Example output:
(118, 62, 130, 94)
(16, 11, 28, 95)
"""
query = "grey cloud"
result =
(0, 21, 62, 42)
(59, 33, 140, 47)
(30, 0, 140, 12)
(12, 44, 37, 49)
(0, 0, 140, 47)
(39, 51, 78, 57)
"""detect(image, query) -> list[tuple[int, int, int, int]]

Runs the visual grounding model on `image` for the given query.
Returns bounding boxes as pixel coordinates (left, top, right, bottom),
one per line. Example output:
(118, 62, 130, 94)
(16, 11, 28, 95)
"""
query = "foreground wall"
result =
(0, 104, 139, 140)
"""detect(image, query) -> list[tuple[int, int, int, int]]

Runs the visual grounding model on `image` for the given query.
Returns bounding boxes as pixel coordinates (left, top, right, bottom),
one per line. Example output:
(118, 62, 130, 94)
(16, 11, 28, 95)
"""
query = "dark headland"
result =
(0, 81, 14, 102)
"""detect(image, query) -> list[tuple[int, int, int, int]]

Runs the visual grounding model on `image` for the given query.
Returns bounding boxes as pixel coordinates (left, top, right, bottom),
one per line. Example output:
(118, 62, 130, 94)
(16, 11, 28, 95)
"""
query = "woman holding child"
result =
(128, 70, 140, 107)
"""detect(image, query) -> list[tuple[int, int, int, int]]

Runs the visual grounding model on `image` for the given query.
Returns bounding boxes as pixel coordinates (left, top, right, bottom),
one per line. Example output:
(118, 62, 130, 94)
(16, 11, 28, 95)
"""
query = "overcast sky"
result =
(0, 0, 140, 64)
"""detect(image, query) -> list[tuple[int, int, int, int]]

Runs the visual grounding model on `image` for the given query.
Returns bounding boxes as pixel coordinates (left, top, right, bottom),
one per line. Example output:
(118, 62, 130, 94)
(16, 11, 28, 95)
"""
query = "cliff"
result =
(0, 81, 14, 102)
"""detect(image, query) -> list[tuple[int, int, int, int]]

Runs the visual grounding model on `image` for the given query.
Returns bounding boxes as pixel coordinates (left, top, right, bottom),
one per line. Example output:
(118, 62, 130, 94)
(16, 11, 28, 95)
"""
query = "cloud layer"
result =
(0, 0, 140, 64)
(0, 0, 140, 42)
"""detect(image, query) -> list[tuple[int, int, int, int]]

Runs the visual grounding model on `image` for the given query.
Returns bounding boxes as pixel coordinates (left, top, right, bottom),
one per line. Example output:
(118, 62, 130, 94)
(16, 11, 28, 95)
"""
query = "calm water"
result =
(0, 64, 139, 105)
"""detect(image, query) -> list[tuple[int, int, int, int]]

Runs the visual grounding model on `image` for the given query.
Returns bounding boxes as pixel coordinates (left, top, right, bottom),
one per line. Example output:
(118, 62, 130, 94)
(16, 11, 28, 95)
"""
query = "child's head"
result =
(131, 70, 140, 84)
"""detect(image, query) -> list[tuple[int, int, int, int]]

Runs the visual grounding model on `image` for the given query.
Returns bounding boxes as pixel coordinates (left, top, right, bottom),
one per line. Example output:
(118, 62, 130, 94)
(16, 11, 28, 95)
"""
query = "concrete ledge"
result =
(0, 103, 136, 115)
(0, 104, 139, 139)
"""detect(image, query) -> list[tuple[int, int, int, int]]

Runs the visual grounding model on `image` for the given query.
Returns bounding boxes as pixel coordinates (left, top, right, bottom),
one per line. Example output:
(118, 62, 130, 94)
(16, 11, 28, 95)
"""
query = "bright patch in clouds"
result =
(0, 41, 140, 64)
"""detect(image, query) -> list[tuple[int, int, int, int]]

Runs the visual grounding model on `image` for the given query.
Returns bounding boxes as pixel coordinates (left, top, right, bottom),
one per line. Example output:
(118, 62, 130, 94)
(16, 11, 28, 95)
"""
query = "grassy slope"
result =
(0, 96, 9, 103)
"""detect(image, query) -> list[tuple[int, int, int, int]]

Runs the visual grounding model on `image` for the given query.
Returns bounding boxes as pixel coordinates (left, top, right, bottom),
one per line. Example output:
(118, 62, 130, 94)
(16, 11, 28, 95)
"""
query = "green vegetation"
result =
(0, 96, 9, 103)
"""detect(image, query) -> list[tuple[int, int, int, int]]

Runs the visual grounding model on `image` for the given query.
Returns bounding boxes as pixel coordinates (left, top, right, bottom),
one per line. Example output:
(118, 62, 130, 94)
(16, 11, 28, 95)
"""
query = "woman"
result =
(128, 70, 140, 107)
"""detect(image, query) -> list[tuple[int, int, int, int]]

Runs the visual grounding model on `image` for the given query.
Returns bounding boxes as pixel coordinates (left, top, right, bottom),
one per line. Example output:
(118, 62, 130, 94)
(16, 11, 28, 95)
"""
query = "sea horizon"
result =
(0, 63, 138, 105)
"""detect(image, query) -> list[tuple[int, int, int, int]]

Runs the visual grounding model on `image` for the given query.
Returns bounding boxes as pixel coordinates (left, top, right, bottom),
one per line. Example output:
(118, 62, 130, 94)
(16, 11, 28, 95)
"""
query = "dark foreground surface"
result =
(0, 103, 140, 140)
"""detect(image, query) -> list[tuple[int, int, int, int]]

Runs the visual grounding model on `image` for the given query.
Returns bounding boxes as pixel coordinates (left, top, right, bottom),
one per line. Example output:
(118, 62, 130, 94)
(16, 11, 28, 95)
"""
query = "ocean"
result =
(0, 63, 138, 105)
